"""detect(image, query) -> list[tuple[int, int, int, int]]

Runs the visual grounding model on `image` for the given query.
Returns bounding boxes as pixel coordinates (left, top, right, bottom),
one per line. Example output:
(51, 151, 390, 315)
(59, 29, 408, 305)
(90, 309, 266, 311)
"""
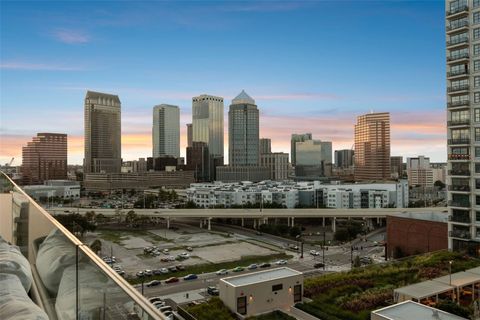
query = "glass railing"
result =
(448, 169, 471, 176)
(448, 138, 471, 145)
(447, 36, 469, 47)
(448, 200, 471, 207)
(0, 171, 166, 320)
(446, 5, 469, 17)
(449, 214, 471, 223)
(447, 119, 470, 126)
(448, 185, 471, 192)
(447, 84, 469, 92)
(447, 20, 469, 31)
(447, 70, 469, 78)
(448, 153, 470, 160)
(450, 229, 471, 239)
(447, 52, 469, 61)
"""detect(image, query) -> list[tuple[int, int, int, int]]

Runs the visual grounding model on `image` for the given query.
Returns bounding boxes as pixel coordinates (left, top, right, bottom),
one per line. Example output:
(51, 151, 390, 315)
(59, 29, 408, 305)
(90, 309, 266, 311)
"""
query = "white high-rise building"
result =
(446, 0, 480, 253)
(407, 156, 433, 188)
(152, 104, 180, 158)
(192, 94, 224, 159)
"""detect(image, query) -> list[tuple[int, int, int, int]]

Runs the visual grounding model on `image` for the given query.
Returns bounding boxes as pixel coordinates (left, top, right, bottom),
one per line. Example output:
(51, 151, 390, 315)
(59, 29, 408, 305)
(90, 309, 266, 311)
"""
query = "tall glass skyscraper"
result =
(152, 104, 180, 158)
(291, 133, 312, 166)
(446, 0, 480, 254)
(228, 90, 259, 166)
(192, 94, 224, 159)
(84, 91, 122, 174)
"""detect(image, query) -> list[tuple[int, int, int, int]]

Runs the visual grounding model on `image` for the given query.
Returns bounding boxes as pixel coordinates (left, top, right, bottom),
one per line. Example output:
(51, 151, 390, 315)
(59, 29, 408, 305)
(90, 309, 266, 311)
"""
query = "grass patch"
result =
(297, 250, 480, 320)
(247, 310, 296, 320)
(98, 230, 129, 244)
(186, 297, 235, 320)
(127, 252, 293, 284)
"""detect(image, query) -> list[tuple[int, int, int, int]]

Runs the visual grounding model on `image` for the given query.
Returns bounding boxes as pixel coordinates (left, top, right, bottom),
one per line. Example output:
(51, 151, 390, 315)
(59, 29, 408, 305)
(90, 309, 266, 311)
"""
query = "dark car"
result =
(313, 263, 325, 269)
(165, 277, 179, 284)
(153, 269, 163, 275)
(183, 274, 198, 281)
(259, 263, 271, 268)
(207, 286, 219, 296)
(146, 280, 161, 287)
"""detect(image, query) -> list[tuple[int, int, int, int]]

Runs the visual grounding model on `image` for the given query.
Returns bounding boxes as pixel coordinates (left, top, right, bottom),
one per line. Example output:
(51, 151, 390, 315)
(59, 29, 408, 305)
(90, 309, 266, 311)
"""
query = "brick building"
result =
(386, 212, 448, 258)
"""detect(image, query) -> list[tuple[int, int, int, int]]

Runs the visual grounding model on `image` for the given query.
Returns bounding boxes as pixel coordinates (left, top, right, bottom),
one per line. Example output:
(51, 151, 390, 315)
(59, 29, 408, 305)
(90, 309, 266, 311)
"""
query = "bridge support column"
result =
(322, 217, 325, 227)
(208, 218, 211, 231)
(200, 219, 203, 228)
(287, 217, 290, 227)
(377, 217, 380, 225)
(241, 218, 244, 227)
(332, 217, 336, 233)
(166, 217, 170, 229)
(253, 219, 258, 229)
(291, 217, 295, 227)
(263, 217, 268, 224)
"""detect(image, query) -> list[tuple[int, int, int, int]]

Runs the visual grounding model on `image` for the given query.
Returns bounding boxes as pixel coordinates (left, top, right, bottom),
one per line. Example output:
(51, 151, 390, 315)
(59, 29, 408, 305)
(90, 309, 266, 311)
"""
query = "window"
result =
(475, 44, 480, 56)
(476, 77, 480, 88)
(475, 12, 480, 24)
(476, 195, 480, 205)
(476, 163, 480, 173)
(272, 284, 283, 291)
(476, 92, 480, 103)
(475, 0, 480, 8)
(475, 60, 480, 71)
(475, 28, 480, 40)
(476, 109, 480, 122)
(476, 128, 480, 141)
(294, 284, 302, 303)
(476, 147, 480, 158)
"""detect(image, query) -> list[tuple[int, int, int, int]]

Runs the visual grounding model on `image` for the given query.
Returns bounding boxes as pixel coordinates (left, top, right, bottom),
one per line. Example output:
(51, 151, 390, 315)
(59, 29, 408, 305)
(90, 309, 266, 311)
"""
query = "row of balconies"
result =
(447, 69, 469, 78)
(447, 84, 470, 92)
(447, 52, 469, 63)
(447, 36, 469, 47)
(447, 20, 469, 32)
(448, 138, 471, 145)
(447, 99, 470, 108)
(446, 5, 469, 18)
(447, 119, 470, 126)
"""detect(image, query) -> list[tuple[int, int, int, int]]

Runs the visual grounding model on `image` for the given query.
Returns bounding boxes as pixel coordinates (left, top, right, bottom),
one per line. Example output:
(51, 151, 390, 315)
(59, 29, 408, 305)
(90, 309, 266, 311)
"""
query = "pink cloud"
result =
(52, 29, 90, 44)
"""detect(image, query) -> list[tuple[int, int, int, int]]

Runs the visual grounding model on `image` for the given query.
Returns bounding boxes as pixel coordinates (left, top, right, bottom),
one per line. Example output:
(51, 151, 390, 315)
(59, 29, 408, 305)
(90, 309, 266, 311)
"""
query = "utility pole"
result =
(323, 230, 326, 270)
(350, 245, 354, 268)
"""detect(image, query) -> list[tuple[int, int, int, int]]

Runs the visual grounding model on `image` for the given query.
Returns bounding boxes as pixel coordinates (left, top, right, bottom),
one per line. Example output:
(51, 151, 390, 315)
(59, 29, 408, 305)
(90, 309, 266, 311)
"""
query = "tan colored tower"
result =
(84, 91, 121, 174)
(354, 112, 391, 181)
(21, 133, 67, 185)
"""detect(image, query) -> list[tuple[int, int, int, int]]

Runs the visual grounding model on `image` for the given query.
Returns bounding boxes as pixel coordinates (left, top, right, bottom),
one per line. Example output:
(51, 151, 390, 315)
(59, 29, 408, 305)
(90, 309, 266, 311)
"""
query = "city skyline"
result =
(1, 1, 446, 165)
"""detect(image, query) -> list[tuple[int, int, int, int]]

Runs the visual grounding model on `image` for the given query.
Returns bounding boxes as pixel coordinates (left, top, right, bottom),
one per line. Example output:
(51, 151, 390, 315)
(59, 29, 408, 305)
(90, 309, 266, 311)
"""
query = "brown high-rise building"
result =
(186, 123, 193, 148)
(84, 91, 122, 174)
(354, 112, 390, 181)
(186, 142, 210, 181)
(21, 133, 67, 185)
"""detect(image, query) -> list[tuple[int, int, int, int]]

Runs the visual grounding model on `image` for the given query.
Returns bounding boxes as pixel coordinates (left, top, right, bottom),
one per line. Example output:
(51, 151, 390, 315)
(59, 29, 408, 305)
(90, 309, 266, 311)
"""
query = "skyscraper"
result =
(335, 149, 354, 168)
(446, 0, 478, 254)
(390, 156, 404, 179)
(228, 90, 259, 166)
(192, 94, 224, 158)
(84, 91, 121, 174)
(354, 112, 390, 181)
(260, 138, 272, 154)
(407, 156, 433, 188)
(21, 133, 67, 185)
(186, 123, 193, 148)
(291, 133, 312, 166)
(152, 104, 180, 158)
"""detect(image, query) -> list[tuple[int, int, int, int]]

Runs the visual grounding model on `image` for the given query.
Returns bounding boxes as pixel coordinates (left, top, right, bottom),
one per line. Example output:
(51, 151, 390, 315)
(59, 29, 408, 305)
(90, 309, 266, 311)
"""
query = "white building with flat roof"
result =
(372, 300, 467, 320)
(219, 267, 303, 317)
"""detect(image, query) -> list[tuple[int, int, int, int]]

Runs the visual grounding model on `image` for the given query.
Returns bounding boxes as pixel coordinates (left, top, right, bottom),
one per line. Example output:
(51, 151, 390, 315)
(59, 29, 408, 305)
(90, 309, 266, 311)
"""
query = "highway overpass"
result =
(48, 207, 447, 232)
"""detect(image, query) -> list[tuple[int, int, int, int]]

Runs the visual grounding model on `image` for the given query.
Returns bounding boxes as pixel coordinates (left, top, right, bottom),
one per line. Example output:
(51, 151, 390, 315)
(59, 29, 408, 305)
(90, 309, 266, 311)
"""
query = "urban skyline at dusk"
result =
(1, 1, 446, 165)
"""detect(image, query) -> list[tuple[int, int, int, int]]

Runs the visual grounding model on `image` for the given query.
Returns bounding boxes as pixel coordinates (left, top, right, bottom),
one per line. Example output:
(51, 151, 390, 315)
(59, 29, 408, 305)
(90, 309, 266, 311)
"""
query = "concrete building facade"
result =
(390, 156, 404, 179)
(216, 166, 270, 183)
(21, 133, 67, 185)
(259, 138, 272, 155)
(84, 91, 122, 174)
(152, 104, 180, 158)
(354, 112, 391, 181)
(335, 149, 354, 168)
(260, 152, 289, 181)
(407, 156, 434, 188)
(186, 123, 193, 148)
(219, 268, 303, 317)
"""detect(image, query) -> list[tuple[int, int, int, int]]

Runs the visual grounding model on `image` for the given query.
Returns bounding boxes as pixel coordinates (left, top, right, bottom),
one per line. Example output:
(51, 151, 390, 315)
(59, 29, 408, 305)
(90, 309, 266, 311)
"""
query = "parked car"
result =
(162, 249, 170, 254)
(259, 263, 271, 268)
(153, 301, 166, 309)
(313, 263, 325, 269)
(247, 264, 258, 270)
(148, 296, 163, 303)
(289, 244, 299, 250)
(360, 256, 373, 265)
(178, 252, 190, 259)
(309, 250, 320, 256)
(165, 277, 179, 284)
(186, 246, 193, 251)
(168, 266, 178, 273)
(144, 269, 153, 276)
(183, 274, 198, 280)
(160, 268, 169, 274)
(162, 311, 174, 320)
(207, 286, 219, 296)
(232, 266, 244, 272)
(216, 269, 228, 275)
(146, 280, 161, 287)
(153, 269, 163, 275)
(158, 306, 172, 313)
(275, 260, 287, 265)
(176, 265, 185, 271)
(136, 271, 144, 278)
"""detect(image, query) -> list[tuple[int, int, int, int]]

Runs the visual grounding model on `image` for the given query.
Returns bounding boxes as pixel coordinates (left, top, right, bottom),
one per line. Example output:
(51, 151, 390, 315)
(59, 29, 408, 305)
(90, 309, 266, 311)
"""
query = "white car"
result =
(216, 269, 228, 275)
(162, 249, 170, 254)
(275, 260, 287, 265)
(179, 252, 190, 258)
(309, 250, 320, 256)
(160, 268, 169, 274)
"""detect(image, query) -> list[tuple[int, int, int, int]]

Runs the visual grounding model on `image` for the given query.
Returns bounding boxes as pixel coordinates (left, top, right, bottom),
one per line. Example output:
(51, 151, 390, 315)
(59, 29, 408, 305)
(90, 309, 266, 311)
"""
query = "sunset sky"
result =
(0, 1, 446, 165)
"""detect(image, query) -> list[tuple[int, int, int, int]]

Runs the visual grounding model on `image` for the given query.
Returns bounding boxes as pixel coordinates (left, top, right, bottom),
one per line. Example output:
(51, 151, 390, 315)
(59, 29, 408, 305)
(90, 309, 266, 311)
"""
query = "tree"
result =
(54, 213, 96, 237)
(334, 228, 350, 242)
(90, 239, 102, 254)
(353, 255, 361, 268)
(85, 211, 96, 222)
(125, 210, 137, 224)
(434, 180, 446, 189)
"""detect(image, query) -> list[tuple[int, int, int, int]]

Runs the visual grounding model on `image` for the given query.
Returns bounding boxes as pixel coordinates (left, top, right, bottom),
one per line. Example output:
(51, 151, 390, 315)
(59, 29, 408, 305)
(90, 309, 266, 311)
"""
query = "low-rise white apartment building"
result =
(186, 180, 409, 209)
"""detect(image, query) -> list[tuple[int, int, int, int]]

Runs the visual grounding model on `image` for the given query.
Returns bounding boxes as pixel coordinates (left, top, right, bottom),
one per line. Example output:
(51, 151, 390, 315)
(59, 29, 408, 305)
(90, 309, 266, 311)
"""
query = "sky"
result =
(0, 0, 446, 165)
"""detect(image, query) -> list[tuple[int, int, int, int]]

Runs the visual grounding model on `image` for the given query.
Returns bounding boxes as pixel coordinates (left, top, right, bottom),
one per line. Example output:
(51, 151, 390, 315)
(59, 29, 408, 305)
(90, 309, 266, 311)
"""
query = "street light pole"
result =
(322, 230, 326, 270)
(350, 245, 354, 268)
(449, 260, 453, 286)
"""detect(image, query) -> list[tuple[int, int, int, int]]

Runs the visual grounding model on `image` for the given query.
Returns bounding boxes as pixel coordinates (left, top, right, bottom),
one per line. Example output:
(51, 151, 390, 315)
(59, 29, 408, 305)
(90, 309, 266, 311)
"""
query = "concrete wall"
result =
(0, 193, 13, 242)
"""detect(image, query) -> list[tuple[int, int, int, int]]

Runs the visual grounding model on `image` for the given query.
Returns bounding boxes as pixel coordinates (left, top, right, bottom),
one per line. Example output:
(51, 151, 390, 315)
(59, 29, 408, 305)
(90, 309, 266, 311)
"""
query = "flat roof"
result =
(221, 267, 302, 287)
(466, 266, 480, 276)
(388, 212, 448, 223)
(372, 300, 467, 320)
(434, 271, 480, 288)
(394, 280, 454, 300)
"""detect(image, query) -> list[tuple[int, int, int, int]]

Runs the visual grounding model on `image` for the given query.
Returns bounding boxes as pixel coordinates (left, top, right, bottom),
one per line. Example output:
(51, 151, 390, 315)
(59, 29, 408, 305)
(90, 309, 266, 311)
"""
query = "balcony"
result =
(447, 20, 469, 33)
(447, 119, 470, 126)
(447, 69, 469, 79)
(448, 153, 471, 161)
(448, 185, 471, 192)
(0, 172, 167, 320)
(447, 37, 469, 48)
(446, 6, 469, 18)
(447, 52, 469, 63)
(450, 229, 471, 239)
(448, 200, 471, 207)
(448, 138, 471, 145)
(449, 214, 471, 224)
(448, 84, 470, 93)
(449, 169, 471, 176)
